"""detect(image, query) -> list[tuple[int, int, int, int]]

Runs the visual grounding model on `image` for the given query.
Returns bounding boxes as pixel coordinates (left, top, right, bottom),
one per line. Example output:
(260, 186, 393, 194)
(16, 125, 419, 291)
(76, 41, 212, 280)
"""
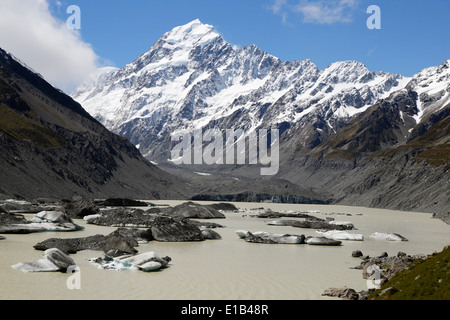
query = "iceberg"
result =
(370, 232, 408, 241)
(316, 230, 364, 241)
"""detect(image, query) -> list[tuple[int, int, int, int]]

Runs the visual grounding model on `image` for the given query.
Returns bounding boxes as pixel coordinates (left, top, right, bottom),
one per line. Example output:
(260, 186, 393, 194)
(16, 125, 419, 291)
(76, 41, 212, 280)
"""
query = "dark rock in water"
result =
(206, 203, 238, 211)
(201, 229, 222, 240)
(96, 198, 150, 207)
(352, 250, 364, 258)
(322, 287, 359, 300)
(33, 230, 139, 255)
(0, 235, 5, 240)
(63, 199, 99, 219)
(167, 201, 226, 219)
(149, 216, 205, 242)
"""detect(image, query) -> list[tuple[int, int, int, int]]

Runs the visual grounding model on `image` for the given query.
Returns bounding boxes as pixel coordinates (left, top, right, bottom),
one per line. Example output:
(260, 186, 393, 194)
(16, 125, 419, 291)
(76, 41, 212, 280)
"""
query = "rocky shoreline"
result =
(322, 250, 433, 300)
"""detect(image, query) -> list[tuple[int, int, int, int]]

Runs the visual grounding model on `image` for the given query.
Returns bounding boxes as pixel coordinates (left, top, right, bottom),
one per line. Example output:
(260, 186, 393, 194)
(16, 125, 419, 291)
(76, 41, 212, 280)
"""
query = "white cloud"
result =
(269, 0, 360, 25)
(0, 0, 100, 93)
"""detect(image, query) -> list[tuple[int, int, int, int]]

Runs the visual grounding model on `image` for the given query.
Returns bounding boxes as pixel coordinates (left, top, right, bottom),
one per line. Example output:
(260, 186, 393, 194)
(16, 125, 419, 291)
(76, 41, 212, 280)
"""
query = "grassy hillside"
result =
(369, 246, 449, 300)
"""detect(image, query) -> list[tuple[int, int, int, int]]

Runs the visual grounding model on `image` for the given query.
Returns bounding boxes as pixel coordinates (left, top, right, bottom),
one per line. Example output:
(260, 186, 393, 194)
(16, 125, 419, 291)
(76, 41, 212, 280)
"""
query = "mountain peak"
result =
(162, 19, 220, 47)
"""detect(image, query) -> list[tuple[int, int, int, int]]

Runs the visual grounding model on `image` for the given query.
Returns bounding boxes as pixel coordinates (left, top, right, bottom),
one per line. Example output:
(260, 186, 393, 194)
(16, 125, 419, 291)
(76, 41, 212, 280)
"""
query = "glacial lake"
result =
(0, 201, 449, 300)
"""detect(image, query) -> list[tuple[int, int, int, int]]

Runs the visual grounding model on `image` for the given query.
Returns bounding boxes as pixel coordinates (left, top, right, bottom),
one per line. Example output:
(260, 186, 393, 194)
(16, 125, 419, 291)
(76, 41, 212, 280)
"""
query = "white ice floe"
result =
(316, 230, 364, 241)
(370, 232, 408, 241)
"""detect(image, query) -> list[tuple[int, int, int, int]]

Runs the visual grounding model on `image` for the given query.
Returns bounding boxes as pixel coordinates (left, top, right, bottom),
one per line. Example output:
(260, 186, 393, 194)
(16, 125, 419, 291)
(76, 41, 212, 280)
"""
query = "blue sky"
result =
(1, 0, 449, 92)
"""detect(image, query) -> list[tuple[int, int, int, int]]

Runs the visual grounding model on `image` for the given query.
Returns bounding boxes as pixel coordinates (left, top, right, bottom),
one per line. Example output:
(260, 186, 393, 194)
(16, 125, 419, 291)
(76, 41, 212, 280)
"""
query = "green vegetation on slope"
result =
(0, 105, 65, 149)
(370, 246, 450, 300)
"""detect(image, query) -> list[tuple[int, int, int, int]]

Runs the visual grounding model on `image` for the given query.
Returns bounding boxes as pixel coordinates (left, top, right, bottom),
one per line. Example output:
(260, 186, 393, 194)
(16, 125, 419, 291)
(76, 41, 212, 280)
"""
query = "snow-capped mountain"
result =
(70, 19, 449, 214)
(71, 19, 409, 162)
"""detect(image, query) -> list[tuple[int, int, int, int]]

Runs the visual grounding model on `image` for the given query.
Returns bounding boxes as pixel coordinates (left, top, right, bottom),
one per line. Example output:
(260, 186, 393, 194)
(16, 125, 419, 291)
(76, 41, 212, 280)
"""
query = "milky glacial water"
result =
(0, 201, 449, 300)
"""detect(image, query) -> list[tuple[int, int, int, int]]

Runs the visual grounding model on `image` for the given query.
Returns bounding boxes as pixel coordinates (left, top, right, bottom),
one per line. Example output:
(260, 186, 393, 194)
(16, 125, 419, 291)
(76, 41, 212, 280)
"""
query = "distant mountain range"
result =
(71, 19, 449, 214)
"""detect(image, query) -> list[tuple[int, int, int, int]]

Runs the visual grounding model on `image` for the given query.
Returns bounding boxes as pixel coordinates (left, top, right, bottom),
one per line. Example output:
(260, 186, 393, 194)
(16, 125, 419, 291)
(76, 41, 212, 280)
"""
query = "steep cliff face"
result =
(0, 48, 187, 200)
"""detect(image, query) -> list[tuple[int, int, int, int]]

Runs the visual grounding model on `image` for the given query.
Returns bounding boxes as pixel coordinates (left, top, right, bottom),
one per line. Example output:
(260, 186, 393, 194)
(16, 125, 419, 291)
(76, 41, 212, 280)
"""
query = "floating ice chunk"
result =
(316, 230, 364, 241)
(370, 232, 408, 241)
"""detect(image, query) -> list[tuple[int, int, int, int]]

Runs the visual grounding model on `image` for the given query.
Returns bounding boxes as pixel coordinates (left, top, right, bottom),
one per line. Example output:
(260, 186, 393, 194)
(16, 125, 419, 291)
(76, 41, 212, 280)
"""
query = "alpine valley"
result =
(70, 19, 449, 215)
(2, 19, 448, 215)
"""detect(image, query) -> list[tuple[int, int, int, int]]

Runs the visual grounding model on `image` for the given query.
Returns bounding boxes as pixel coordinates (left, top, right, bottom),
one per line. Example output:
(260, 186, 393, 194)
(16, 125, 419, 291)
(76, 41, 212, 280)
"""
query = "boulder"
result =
(201, 229, 222, 240)
(322, 287, 359, 300)
(352, 250, 364, 258)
